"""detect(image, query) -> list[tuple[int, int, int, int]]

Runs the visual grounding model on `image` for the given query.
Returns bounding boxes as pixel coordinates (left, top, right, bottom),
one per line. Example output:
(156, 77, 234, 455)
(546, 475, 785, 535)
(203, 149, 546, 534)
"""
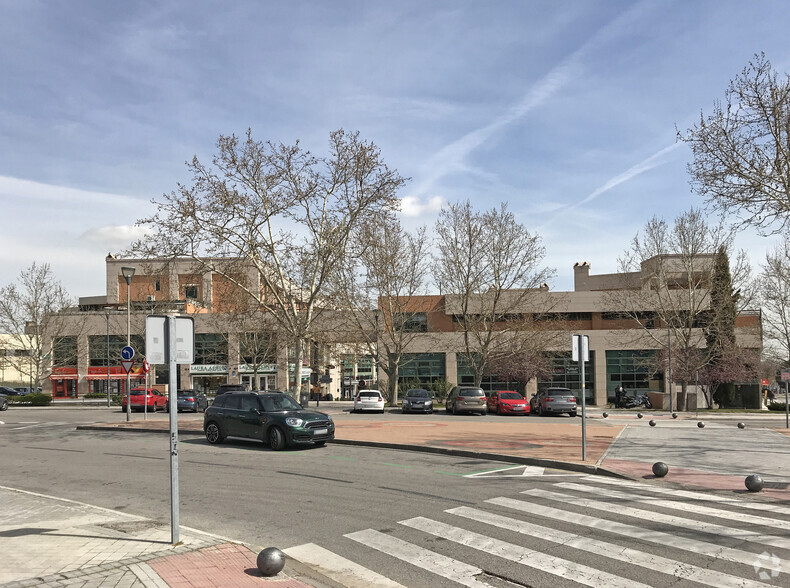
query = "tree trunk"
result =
(291, 340, 305, 400)
(390, 360, 400, 405)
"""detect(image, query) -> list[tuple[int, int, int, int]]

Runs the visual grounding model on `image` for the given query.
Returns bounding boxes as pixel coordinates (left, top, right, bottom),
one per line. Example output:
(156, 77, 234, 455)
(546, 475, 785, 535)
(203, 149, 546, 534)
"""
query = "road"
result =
(1, 407, 788, 587)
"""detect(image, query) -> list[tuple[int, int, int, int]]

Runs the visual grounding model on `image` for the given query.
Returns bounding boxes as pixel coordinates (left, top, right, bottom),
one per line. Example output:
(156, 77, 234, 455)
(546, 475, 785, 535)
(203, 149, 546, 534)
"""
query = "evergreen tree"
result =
(706, 246, 739, 406)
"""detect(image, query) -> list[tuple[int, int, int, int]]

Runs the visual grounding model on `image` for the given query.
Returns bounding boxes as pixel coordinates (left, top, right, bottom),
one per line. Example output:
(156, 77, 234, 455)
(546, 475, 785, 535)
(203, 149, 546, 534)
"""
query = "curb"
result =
(75, 424, 628, 479)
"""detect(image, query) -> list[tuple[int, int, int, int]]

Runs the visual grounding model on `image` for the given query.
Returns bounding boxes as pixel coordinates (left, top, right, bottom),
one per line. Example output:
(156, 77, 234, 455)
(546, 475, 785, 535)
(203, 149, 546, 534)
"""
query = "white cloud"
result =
(79, 225, 153, 247)
(399, 195, 444, 217)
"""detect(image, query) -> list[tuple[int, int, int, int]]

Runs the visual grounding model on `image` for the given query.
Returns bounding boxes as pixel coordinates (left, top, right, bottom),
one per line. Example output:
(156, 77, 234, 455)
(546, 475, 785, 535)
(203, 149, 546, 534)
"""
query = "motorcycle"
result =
(622, 394, 652, 409)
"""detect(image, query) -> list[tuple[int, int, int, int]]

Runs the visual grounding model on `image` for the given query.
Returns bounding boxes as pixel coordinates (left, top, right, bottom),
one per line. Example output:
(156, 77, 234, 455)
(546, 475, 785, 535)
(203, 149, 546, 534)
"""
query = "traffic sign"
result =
(121, 360, 135, 373)
(121, 346, 135, 361)
(142, 359, 150, 374)
(782, 371, 790, 382)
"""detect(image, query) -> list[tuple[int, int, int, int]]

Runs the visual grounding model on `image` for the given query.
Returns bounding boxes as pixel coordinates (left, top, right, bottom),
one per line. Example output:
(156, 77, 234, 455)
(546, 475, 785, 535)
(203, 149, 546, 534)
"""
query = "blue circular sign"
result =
(121, 345, 135, 361)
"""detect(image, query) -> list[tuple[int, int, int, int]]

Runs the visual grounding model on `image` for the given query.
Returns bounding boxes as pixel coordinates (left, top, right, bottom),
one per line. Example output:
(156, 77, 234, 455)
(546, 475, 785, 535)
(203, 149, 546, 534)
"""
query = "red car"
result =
(121, 388, 168, 412)
(487, 390, 530, 415)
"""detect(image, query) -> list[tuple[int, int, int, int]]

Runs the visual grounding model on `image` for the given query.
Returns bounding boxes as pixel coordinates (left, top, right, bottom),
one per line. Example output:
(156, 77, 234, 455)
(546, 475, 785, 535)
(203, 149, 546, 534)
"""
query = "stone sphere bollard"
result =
(652, 462, 668, 477)
(737, 422, 746, 429)
(697, 421, 705, 428)
(602, 411, 608, 418)
(745, 474, 764, 492)
(649, 420, 656, 427)
(257, 547, 286, 577)
(671, 413, 678, 419)
(637, 412, 643, 419)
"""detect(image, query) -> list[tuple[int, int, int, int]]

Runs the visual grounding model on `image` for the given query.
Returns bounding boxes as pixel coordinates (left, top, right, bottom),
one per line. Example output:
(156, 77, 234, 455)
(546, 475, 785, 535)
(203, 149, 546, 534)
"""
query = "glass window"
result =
(195, 333, 227, 365)
(88, 335, 144, 367)
(184, 285, 199, 299)
(537, 352, 595, 404)
(52, 336, 78, 367)
(605, 350, 662, 401)
(240, 332, 276, 365)
(224, 395, 242, 410)
(394, 313, 427, 332)
(398, 353, 445, 385)
(240, 394, 259, 411)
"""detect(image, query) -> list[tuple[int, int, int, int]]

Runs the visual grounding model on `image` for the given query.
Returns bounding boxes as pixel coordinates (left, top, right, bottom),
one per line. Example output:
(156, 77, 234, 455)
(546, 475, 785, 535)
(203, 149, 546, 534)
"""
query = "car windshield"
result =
(359, 391, 380, 398)
(261, 395, 302, 412)
(500, 392, 522, 400)
(407, 390, 429, 398)
(459, 389, 484, 397)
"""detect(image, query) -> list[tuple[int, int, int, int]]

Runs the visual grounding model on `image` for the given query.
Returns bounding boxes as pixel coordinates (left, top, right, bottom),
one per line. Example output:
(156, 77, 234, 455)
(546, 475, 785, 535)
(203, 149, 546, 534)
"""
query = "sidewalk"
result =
(0, 486, 319, 588)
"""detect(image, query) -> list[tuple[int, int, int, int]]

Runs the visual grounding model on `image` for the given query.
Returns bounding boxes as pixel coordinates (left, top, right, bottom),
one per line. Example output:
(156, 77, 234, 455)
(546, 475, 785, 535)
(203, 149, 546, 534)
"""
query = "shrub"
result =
(768, 402, 788, 411)
(10, 392, 53, 406)
(83, 392, 107, 399)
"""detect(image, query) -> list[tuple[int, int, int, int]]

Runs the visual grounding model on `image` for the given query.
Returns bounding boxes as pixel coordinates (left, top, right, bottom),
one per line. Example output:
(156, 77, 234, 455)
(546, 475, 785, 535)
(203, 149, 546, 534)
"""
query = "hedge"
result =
(768, 402, 788, 411)
(9, 393, 53, 406)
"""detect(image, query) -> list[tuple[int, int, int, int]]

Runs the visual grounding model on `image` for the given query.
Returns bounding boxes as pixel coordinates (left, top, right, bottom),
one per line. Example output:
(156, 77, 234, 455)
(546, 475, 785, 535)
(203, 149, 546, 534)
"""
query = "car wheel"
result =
(314, 441, 326, 447)
(452, 403, 457, 415)
(497, 405, 502, 415)
(150, 403, 157, 413)
(538, 405, 544, 416)
(481, 409, 487, 416)
(205, 422, 224, 444)
(269, 426, 286, 451)
(570, 411, 577, 417)
(445, 403, 450, 413)
(0, 399, 7, 411)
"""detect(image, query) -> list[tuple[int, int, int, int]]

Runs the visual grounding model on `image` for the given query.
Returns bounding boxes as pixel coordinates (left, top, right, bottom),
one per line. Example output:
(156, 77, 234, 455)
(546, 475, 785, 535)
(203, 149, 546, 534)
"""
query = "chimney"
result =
(573, 261, 591, 291)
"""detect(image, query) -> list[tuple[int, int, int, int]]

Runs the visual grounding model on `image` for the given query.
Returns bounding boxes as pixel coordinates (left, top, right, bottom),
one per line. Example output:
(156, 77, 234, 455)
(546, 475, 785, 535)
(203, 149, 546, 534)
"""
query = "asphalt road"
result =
(2, 407, 788, 587)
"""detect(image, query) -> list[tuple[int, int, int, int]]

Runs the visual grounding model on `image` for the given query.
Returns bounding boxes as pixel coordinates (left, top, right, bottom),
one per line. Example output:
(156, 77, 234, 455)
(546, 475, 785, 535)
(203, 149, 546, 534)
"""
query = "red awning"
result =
(85, 373, 144, 380)
(49, 374, 79, 380)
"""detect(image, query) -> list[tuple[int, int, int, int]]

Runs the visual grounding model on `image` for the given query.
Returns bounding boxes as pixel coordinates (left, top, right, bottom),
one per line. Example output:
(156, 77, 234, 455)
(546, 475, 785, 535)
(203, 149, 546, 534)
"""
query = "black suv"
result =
(203, 391, 334, 451)
(215, 383, 247, 396)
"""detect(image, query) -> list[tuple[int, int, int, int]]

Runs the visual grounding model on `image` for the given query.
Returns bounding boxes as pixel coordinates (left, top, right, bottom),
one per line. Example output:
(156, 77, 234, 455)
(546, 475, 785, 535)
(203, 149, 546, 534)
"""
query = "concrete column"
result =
(77, 333, 89, 397)
(593, 346, 607, 406)
(445, 352, 458, 386)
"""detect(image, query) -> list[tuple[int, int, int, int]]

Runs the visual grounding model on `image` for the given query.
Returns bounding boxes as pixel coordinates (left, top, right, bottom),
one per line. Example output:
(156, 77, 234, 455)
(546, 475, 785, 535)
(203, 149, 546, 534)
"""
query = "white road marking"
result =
(284, 543, 406, 588)
(488, 495, 770, 567)
(449, 506, 775, 588)
(401, 516, 651, 588)
(557, 481, 790, 531)
(584, 475, 790, 516)
(465, 465, 548, 478)
(344, 529, 491, 587)
(521, 488, 790, 550)
(11, 422, 66, 430)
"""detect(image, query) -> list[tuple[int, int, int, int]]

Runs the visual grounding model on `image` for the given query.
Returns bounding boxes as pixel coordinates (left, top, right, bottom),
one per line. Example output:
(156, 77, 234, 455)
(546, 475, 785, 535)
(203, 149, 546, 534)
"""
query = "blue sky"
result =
(1, 0, 789, 298)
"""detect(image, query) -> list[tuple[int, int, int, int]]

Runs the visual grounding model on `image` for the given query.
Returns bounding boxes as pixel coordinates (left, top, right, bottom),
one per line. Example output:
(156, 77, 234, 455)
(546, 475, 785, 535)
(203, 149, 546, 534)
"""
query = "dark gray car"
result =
(0, 393, 7, 411)
(175, 389, 209, 412)
(530, 387, 577, 416)
(401, 388, 433, 414)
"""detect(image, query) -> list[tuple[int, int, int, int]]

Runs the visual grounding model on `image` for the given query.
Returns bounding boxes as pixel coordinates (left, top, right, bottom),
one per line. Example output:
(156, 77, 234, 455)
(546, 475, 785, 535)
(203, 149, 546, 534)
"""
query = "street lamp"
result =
(121, 266, 135, 422)
(104, 306, 112, 408)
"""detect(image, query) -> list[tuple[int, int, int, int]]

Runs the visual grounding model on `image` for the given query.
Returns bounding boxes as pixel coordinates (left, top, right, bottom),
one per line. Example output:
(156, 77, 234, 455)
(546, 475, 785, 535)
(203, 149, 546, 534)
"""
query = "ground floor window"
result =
(397, 353, 446, 386)
(537, 352, 595, 404)
(605, 350, 663, 402)
(456, 354, 525, 393)
(192, 375, 226, 395)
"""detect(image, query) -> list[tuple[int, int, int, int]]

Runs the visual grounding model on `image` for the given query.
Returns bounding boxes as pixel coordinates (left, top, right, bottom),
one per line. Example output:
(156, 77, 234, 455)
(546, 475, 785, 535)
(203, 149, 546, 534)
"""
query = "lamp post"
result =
(104, 306, 112, 408)
(121, 266, 135, 422)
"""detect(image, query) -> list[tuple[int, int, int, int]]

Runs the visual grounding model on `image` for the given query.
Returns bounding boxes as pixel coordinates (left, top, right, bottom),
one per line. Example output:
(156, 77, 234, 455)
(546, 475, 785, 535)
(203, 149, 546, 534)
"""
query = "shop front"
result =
(190, 364, 229, 395)
(50, 367, 79, 398)
(239, 363, 277, 391)
(85, 366, 145, 397)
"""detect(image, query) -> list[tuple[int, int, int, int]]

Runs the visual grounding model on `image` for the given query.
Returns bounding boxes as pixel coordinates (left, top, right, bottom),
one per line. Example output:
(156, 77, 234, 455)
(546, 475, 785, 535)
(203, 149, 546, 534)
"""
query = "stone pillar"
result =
(77, 333, 89, 397)
(594, 346, 607, 406)
(445, 352, 458, 386)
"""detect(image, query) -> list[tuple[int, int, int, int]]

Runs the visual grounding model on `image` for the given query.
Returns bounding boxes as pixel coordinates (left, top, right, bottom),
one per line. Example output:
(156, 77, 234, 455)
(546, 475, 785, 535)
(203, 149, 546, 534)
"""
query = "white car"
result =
(353, 389, 385, 413)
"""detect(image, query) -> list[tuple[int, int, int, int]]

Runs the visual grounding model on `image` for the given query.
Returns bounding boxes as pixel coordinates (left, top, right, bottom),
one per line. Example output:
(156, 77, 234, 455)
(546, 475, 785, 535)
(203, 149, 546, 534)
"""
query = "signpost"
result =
(145, 315, 194, 546)
(121, 346, 135, 421)
(572, 334, 589, 461)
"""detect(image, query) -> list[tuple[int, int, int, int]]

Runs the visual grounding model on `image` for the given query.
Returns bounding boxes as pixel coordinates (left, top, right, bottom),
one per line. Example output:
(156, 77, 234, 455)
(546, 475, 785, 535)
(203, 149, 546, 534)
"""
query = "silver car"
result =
(353, 389, 385, 413)
(446, 386, 487, 415)
(531, 387, 577, 417)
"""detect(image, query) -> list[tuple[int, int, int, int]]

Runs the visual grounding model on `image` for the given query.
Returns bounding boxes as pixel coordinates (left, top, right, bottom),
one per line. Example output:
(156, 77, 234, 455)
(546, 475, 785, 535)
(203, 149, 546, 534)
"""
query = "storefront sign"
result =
(238, 363, 277, 373)
(190, 364, 228, 374)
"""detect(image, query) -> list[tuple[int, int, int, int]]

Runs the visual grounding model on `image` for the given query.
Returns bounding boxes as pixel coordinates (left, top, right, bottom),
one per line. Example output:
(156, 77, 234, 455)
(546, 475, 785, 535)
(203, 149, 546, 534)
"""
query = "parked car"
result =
(14, 387, 41, 395)
(487, 390, 530, 415)
(121, 388, 168, 412)
(401, 388, 433, 414)
(0, 386, 31, 397)
(203, 391, 334, 450)
(446, 386, 487, 415)
(0, 393, 7, 411)
(215, 383, 247, 396)
(175, 389, 209, 412)
(353, 389, 385, 413)
(530, 387, 577, 417)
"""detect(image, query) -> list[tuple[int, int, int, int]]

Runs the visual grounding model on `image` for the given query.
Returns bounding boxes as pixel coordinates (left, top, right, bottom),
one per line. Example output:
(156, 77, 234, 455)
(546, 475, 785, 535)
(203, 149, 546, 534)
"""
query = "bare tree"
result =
(133, 129, 405, 397)
(680, 53, 790, 232)
(607, 208, 752, 404)
(434, 201, 556, 387)
(759, 236, 790, 364)
(332, 218, 430, 404)
(0, 263, 74, 390)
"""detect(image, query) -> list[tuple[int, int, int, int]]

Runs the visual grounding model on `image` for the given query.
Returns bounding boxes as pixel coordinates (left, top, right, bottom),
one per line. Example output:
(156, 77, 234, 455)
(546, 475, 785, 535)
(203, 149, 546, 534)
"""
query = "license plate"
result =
(313, 428, 328, 436)
(513, 406, 524, 410)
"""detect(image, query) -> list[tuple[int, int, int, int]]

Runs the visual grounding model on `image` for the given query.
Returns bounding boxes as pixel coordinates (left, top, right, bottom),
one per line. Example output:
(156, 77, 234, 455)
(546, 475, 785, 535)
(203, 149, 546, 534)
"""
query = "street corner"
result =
(147, 542, 313, 587)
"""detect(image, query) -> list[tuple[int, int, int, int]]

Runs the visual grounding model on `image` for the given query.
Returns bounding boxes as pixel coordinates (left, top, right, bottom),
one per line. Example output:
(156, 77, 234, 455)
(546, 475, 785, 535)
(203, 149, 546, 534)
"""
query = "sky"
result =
(1, 0, 789, 299)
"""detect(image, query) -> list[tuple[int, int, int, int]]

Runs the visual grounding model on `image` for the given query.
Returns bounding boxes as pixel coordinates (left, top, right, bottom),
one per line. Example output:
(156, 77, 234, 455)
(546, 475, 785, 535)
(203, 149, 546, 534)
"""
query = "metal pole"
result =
(667, 330, 673, 413)
(167, 315, 180, 545)
(580, 343, 586, 462)
(126, 286, 131, 422)
(785, 381, 789, 430)
(106, 310, 111, 408)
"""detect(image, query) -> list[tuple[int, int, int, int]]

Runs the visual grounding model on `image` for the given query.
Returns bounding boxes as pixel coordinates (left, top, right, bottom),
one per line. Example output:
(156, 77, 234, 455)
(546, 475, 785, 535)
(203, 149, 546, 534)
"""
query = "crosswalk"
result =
(285, 475, 788, 587)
